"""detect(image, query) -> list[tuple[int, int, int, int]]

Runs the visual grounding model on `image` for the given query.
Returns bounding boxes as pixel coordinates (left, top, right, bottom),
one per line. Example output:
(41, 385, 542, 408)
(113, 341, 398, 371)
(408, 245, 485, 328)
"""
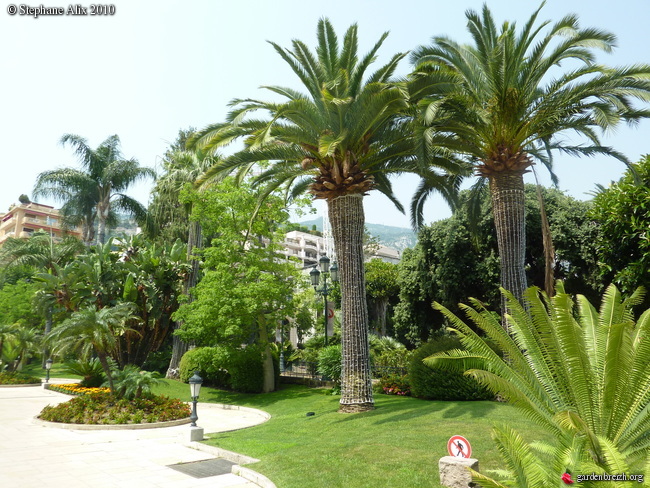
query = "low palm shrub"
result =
(430, 284, 650, 486)
(409, 338, 492, 401)
(64, 358, 105, 387)
(110, 365, 164, 400)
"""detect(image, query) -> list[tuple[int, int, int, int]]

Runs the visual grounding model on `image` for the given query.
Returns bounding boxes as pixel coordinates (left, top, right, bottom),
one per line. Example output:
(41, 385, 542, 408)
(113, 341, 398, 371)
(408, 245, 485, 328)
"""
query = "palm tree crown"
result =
(34, 134, 155, 245)
(410, 3, 650, 310)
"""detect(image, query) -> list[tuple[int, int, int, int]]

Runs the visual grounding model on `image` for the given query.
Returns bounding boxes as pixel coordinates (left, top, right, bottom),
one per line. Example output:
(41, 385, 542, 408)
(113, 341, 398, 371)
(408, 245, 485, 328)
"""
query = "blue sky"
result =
(1, 0, 649, 228)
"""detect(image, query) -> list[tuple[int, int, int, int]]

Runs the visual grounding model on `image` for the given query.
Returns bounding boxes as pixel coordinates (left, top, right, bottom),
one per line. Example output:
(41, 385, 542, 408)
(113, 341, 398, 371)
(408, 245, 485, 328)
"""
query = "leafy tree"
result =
(33, 134, 154, 245)
(591, 155, 650, 295)
(110, 364, 163, 400)
(0, 230, 83, 275)
(0, 281, 42, 329)
(174, 178, 303, 393)
(430, 284, 650, 485)
(46, 303, 139, 391)
(365, 260, 399, 336)
(410, 4, 650, 319)
(189, 19, 463, 412)
(394, 185, 600, 346)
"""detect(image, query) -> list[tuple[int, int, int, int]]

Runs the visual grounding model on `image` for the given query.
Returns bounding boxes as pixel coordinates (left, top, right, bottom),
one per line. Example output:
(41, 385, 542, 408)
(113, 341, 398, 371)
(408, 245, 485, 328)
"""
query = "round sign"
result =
(447, 435, 472, 458)
(327, 307, 335, 319)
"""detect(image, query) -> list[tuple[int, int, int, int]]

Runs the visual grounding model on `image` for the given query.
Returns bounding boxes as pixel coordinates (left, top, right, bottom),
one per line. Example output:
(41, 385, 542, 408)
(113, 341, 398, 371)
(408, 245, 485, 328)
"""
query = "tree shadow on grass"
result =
(202, 384, 324, 409)
(330, 395, 498, 426)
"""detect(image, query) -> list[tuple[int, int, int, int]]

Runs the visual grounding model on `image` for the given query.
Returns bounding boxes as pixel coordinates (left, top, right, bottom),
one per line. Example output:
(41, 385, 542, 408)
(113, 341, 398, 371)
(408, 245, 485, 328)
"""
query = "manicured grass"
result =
(153, 380, 547, 488)
(20, 361, 82, 380)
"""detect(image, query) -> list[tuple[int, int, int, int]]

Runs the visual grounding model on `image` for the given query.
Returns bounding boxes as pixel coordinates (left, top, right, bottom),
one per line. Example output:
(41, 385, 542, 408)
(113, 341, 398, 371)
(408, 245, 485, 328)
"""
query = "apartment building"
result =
(0, 202, 82, 246)
(282, 230, 400, 267)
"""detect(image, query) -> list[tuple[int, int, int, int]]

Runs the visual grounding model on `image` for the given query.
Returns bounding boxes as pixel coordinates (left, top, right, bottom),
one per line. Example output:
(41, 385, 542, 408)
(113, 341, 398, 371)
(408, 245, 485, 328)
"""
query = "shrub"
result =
(317, 345, 342, 391)
(0, 371, 41, 384)
(179, 346, 231, 387)
(64, 358, 105, 387)
(38, 391, 190, 424)
(229, 346, 265, 393)
(109, 365, 164, 400)
(378, 374, 411, 396)
(408, 337, 492, 401)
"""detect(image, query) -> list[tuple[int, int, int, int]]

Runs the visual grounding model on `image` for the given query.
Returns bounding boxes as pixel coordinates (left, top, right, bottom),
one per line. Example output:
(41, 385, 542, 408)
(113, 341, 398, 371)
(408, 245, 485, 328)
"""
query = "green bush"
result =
(110, 365, 164, 400)
(64, 358, 105, 387)
(378, 373, 411, 396)
(317, 345, 342, 386)
(408, 337, 493, 401)
(179, 347, 231, 387)
(229, 346, 265, 393)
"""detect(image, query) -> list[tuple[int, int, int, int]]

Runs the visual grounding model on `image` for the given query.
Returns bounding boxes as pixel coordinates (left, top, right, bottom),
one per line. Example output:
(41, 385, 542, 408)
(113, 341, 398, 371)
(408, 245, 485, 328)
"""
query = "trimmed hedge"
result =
(179, 345, 279, 394)
(408, 337, 493, 401)
(179, 346, 231, 388)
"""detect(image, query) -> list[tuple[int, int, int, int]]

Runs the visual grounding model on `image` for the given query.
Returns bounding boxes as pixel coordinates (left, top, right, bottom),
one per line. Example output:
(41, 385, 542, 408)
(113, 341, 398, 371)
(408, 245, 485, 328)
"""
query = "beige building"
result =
(281, 230, 401, 267)
(0, 202, 82, 246)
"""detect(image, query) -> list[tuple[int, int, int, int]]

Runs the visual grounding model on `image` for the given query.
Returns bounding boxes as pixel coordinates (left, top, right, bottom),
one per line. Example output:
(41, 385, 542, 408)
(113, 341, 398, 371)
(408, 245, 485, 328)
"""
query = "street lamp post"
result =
(310, 255, 339, 347)
(189, 371, 203, 427)
(45, 358, 53, 384)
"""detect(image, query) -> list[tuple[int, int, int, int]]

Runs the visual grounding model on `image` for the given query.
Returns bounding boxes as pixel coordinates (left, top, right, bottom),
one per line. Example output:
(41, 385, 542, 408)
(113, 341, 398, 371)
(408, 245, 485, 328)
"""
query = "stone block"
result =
(189, 426, 204, 442)
(439, 456, 479, 488)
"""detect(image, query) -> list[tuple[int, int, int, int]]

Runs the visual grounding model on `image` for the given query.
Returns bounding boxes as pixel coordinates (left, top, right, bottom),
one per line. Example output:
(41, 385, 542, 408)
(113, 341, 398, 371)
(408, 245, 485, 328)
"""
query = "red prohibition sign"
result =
(447, 435, 472, 458)
(327, 308, 335, 319)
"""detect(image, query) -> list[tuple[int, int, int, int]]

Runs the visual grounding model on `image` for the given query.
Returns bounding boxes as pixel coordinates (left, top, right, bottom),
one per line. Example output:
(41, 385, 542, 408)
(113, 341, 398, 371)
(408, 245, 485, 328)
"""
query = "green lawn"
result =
(154, 380, 546, 488)
(20, 360, 82, 380)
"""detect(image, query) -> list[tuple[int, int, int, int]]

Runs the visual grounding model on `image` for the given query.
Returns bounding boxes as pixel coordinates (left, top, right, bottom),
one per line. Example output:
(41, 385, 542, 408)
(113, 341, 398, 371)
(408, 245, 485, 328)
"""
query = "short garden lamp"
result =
(189, 371, 203, 427)
(45, 358, 53, 383)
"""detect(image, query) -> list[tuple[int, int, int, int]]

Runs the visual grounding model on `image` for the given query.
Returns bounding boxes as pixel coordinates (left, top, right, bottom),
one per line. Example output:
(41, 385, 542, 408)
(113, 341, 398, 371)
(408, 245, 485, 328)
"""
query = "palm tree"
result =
(410, 4, 650, 314)
(46, 303, 139, 391)
(429, 284, 650, 482)
(147, 144, 220, 378)
(190, 19, 462, 412)
(33, 134, 155, 245)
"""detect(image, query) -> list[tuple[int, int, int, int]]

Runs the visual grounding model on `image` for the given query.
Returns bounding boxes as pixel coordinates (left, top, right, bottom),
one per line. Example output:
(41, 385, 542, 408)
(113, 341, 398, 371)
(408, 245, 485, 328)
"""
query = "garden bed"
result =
(38, 390, 191, 427)
(0, 372, 41, 386)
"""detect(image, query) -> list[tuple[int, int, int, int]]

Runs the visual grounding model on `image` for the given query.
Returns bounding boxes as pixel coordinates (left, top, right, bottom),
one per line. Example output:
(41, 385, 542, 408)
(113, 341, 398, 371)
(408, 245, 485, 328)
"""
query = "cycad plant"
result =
(109, 365, 163, 400)
(429, 283, 650, 485)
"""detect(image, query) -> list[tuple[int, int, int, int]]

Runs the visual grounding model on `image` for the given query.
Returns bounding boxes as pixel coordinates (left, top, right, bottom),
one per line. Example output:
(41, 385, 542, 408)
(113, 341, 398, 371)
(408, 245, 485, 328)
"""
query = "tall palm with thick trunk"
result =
(410, 4, 650, 316)
(34, 134, 154, 245)
(191, 19, 461, 412)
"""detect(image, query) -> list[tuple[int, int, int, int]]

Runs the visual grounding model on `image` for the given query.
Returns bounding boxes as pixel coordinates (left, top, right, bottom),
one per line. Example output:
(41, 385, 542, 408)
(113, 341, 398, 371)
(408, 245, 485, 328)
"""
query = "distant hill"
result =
(297, 216, 417, 252)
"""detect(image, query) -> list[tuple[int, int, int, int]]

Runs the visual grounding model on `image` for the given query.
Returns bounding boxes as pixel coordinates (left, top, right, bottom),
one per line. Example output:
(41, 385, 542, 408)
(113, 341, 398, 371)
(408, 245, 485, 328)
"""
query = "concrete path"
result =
(0, 384, 273, 488)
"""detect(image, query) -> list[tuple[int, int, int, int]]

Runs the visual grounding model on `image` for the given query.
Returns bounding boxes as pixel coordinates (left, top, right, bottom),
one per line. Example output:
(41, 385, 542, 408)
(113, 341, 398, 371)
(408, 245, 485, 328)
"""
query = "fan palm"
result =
(190, 19, 462, 412)
(46, 302, 139, 391)
(33, 134, 155, 245)
(410, 4, 650, 312)
(429, 283, 650, 480)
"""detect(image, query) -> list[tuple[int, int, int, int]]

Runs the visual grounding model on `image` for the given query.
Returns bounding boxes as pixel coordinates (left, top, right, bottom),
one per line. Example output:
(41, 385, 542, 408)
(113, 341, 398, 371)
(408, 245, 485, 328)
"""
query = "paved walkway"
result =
(0, 383, 272, 488)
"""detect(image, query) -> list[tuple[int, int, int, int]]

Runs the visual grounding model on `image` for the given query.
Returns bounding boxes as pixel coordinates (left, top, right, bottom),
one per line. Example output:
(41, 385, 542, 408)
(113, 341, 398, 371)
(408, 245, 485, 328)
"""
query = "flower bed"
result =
(0, 372, 41, 385)
(47, 383, 110, 396)
(39, 391, 191, 424)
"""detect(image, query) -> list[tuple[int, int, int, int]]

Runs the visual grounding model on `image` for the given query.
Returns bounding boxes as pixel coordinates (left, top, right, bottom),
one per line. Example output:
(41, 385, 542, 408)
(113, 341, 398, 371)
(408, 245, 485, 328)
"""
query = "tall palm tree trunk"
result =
(489, 172, 528, 328)
(166, 221, 201, 378)
(329, 194, 374, 412)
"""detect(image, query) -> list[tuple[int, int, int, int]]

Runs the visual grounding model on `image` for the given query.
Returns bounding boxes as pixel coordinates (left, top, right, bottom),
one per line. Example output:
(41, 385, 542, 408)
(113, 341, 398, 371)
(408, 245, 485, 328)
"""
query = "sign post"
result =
(447, 435, 472, 459)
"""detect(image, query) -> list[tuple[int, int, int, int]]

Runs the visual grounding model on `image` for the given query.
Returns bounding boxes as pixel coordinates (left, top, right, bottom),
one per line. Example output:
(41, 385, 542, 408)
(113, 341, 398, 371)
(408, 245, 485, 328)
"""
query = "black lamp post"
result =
(189, 371, 203, 427)
(310, 255, 339, 346)
(45, 358, 53, 384)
